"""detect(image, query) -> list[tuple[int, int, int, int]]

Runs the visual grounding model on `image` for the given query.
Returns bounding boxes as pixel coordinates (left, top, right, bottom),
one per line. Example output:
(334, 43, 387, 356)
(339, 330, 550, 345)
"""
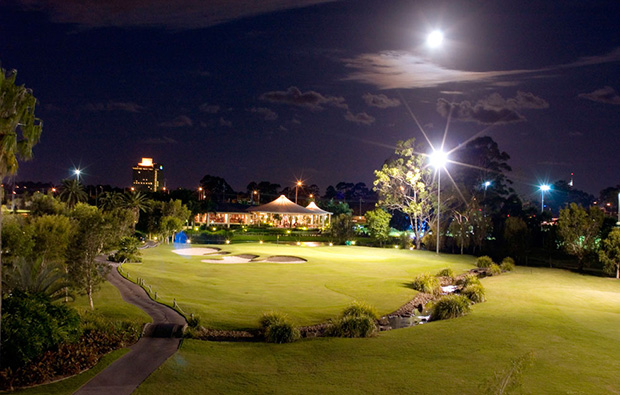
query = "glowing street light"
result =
(73, 168, 81, 182)
(429, 149, 448, 254)
(426, 30, 444, 49)
(295, 180, 302, 204)
(540, 184, 551, 213)
(483, 181, 492, 201)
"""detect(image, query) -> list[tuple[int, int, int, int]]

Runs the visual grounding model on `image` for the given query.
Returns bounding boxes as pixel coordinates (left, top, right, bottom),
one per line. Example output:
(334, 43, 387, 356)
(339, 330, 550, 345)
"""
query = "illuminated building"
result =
(132, 158, 164, 192)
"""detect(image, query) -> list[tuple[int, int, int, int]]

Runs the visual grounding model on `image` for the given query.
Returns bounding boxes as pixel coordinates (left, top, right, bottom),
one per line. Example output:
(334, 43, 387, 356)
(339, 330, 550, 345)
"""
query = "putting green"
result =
(122, 243, 475, 330)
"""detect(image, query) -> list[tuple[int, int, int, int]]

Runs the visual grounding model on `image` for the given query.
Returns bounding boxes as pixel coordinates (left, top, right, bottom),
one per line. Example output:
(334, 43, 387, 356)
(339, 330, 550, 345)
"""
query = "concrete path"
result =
(74, 262, 186, 395)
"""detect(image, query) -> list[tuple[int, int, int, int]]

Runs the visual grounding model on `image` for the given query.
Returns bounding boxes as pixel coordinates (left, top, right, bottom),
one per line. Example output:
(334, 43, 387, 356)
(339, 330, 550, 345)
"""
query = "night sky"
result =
(1, 0, 619, 198)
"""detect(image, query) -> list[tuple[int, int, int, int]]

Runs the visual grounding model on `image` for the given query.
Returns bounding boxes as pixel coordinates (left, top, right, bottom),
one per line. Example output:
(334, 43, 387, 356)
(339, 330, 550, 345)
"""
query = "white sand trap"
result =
(259, 255, 307, 264)
(202, 255, 253, 264)
(172, 247, 220, 256)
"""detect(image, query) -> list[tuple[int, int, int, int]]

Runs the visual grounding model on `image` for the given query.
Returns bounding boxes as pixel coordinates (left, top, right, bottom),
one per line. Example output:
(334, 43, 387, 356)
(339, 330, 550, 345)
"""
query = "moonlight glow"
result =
(426, 30, 444, 48)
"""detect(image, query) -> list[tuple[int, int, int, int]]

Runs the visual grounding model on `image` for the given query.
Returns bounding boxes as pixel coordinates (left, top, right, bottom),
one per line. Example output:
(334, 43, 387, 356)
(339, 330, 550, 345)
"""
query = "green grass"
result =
(70, 278, 151, 324)
(121, 243, 475, 329)
(136, 267, 620, 394)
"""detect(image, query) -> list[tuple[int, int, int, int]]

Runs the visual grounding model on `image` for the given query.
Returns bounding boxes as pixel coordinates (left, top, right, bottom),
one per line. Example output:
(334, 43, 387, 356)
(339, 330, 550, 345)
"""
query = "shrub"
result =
(1, 291, 81, 369)
(489, 263, 502, 276)
(501, 257, 516, 272)
(341, 301, 378, 320)
(461, 284, 486, 303)
(259, 312, 299, 343)
(436, 267, 455, 279)
(476, 255, 494, 268)
(456, 273, 481, 287)
(109, 236, 142, 263)
(430, 295, 471, 321)
(329, 315, 376, 338)
(411, 273, 441, 295)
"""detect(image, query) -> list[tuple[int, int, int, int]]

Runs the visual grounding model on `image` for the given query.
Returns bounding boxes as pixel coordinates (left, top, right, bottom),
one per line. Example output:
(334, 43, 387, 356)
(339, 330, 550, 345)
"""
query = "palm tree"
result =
(122, 191, 150, 230)
(0, 65, 43, 363)
(58, 178, 87, 209)
(99, 191, 124, 212)
(4, 258, 73, 302)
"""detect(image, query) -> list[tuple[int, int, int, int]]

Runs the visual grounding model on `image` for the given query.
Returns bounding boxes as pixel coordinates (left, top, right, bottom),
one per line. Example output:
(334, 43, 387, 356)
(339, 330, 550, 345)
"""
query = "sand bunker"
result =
(201, 255, 255, 264)
(172, 247, 220, 256)
(260, 255, 307, 264)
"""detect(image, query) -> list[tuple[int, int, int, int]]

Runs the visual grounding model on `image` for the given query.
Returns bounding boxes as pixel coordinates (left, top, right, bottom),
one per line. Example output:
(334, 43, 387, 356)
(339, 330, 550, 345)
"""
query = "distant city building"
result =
(132, 158, 164, 192)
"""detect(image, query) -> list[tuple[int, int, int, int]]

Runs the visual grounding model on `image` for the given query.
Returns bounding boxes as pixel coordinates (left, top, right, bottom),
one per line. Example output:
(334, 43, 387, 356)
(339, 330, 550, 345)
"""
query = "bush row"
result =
(476, 256, 516, 273)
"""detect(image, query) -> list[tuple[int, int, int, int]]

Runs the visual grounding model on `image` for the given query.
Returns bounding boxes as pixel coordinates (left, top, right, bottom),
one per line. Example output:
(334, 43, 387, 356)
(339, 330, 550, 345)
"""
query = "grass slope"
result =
(122, 243, 474, 329)
(135, 267, 620, 394)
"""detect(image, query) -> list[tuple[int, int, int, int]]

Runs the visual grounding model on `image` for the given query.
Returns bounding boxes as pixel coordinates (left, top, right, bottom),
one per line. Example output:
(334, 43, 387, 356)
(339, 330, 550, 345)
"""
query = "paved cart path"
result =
(74, 261, 186, 395)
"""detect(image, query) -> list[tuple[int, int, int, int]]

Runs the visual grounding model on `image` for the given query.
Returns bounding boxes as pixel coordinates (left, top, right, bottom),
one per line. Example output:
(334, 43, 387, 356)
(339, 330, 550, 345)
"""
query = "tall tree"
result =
(122, 191, 149, 230)
(200, 174, 235, 202)
(0, 65, 43, 365)
(557, 203, 604, 272)
(599, 228, 620, 279)
(365, 208, 392, 246)
(374, 138, 433, 249)
(58, 179, 87, 209)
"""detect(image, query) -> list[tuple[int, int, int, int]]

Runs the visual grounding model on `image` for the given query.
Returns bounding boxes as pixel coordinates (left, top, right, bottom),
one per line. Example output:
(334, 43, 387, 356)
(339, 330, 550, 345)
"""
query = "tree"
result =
(4, 258, 72, 302)
(599, 228, 620, 279)
(328, 214, 355, 244)
(66, 203, 122, 309)
(503, 217, 529, 264)
(29, 193, 65, 217)
(0, 65, 43, 365)
(58, 179, 87, 209)
(200, 174, 235, 202)
(365, 208, 392, 246)
(122, 191, 149, 230)
(557, 203, 604, 272)
(319, 199, 353, 216)
(1, 214, 34, 265)
(374, 138, 433, 249)
(448, 210, 470, 255)
(98, 191, 124, 212)
(29, 215, 74, 265)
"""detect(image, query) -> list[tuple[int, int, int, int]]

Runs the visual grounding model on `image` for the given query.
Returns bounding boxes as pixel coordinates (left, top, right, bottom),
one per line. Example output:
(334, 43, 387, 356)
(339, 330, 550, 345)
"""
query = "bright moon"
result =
(426, 30, 444, 48)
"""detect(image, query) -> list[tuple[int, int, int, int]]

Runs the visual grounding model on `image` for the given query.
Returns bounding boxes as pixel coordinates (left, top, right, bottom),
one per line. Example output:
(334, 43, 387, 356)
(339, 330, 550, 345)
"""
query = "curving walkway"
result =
(74, 261, 186, 395)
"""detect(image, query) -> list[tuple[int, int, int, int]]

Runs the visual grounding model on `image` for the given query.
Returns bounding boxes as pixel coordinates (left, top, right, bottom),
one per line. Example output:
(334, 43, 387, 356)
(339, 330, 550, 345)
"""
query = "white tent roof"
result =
(246, 195, 316, 214)
(306, 201, 332, 215)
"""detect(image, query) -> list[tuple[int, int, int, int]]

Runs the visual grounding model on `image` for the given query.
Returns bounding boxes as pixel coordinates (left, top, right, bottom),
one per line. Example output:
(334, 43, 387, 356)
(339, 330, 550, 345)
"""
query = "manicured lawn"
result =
(136, 268, 620, 394)
(121, 243, 475, 330)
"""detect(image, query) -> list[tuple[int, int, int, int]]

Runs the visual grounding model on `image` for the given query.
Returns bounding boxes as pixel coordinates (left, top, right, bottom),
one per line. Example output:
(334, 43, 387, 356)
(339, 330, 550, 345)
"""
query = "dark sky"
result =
(1, 0, 619, 198)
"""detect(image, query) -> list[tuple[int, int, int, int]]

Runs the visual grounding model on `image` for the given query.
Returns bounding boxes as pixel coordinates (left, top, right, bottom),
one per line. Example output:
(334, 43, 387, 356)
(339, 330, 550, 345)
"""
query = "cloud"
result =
(199, 103, 220, 113)
(343, 48, 620, 90)
(436, 91, 548, 125)
(143, 136, 178, 144)
(250, 107, 278, 121)
(83, 101, 144, 113)
(16, 0, 339, 29)
(219, 117, 232, 127)
(160, 115, 193, 128)
(344, 111, 375, 125)
(260, 86, 347, 111)
(362, 93, 400, 108)
(578, 86, 620, 105)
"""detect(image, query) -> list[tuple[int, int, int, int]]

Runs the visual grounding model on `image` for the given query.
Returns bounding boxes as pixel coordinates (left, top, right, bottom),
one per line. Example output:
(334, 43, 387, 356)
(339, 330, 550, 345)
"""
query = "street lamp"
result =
(253, 190, 260, 205)
(616, 192, 620, 226)
(429, 149, 448, 254)
(540, 184, 550, 213)
(295, 180, 302, 204)
(73, 168, 81, 182)
(483, 181, 491, 200)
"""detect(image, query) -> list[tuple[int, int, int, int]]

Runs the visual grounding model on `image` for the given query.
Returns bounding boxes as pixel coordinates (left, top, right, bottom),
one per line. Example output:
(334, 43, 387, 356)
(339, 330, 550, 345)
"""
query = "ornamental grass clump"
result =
(259, 312, 300, 344)
(328, 301, 378, 338)
(489, 263, 502, 276)
(411, 272, 442, 295)
(436, 267, 455, 280)
(430, 295, 471, 321)
(461, 283, 486, 303)
(501, 257, 516, 272)
(340, 300, 378, 320)
(456, 273, 481, 287)
(476, 255, 494, 268)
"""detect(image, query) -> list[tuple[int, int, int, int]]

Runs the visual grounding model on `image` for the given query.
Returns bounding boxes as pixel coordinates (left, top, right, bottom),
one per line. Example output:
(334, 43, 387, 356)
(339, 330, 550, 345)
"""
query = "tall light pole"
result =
(617, 192, 620, 226)
(73, 168, 81, 182)
(540, 184, 550, 213)
(295, 180, 302, 204)
(429, 150, 448, 254)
